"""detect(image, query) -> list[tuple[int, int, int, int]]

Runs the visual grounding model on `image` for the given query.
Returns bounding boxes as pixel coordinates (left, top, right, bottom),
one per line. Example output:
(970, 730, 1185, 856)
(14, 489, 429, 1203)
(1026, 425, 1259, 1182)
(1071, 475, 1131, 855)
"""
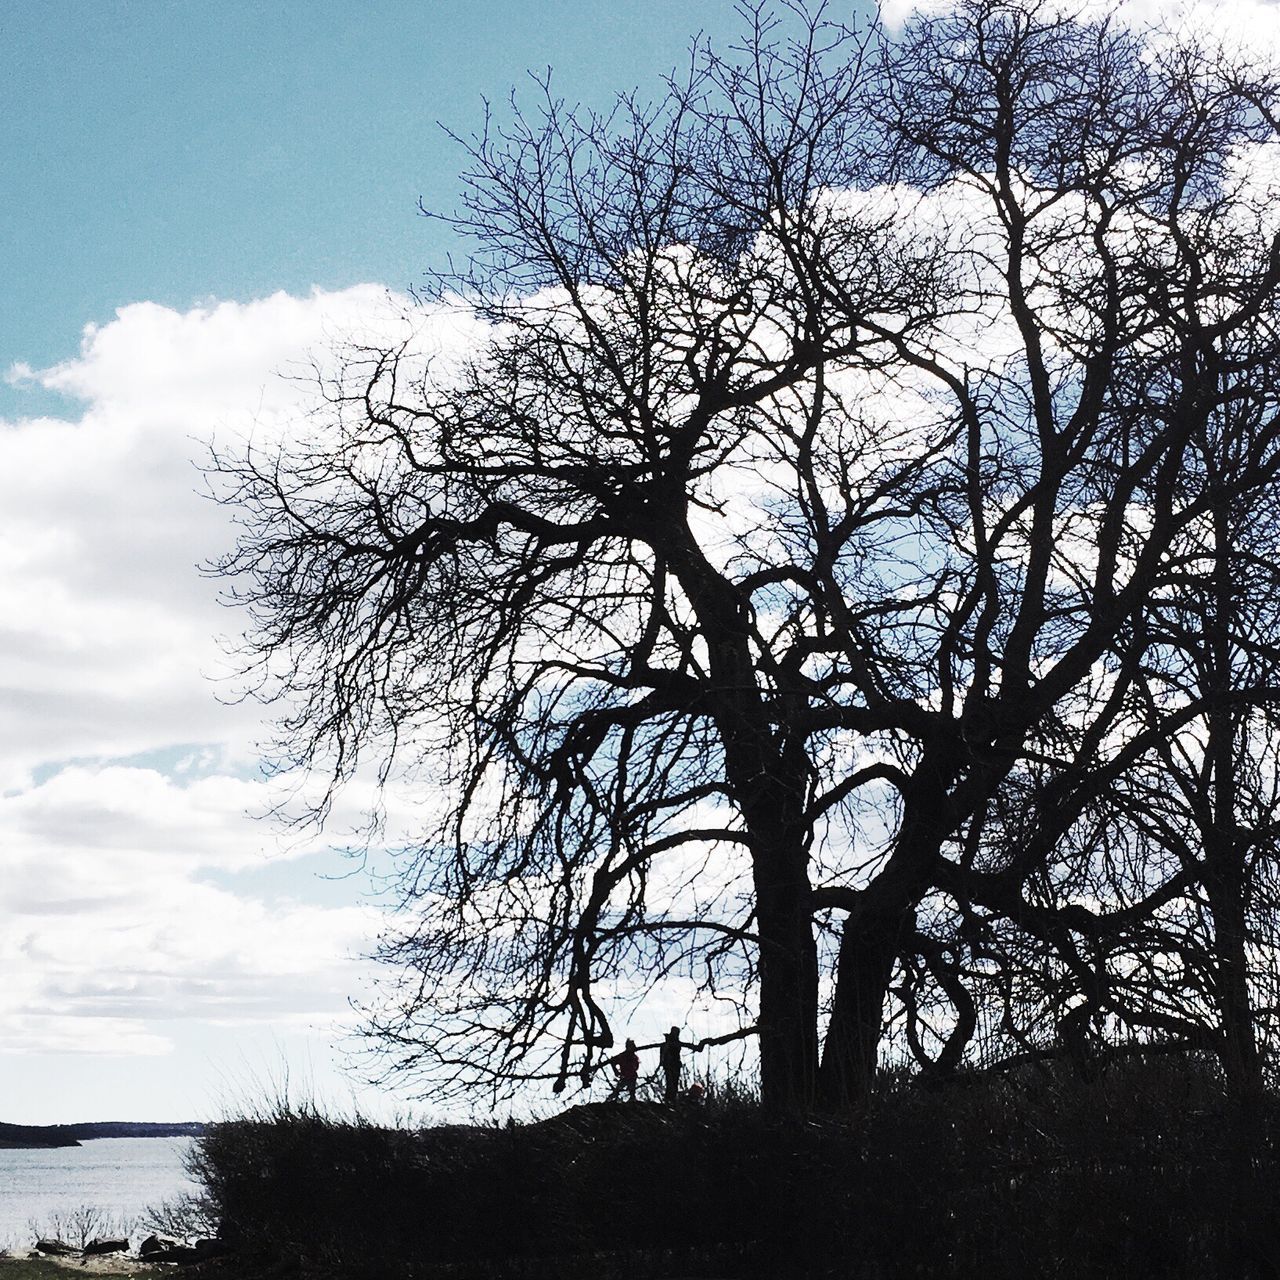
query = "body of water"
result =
(0, 1137, 200, 1249)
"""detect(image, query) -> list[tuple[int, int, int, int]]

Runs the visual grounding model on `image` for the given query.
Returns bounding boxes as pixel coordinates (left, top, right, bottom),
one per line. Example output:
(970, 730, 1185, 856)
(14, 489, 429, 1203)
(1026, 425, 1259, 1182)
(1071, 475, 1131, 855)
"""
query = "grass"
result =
(0, 1264, 75, 1280)
(0, 1264, 162, 1280)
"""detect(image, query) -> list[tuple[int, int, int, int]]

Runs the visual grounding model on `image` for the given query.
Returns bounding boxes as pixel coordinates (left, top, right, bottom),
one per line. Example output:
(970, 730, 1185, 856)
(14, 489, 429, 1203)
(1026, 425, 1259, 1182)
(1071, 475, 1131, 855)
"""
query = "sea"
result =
(0, 1138, 200, 1250)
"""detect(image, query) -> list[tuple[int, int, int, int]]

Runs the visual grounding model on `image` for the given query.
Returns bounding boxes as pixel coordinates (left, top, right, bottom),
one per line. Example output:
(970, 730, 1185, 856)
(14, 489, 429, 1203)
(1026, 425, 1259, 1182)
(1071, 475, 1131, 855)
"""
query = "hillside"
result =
(0, 1121, 205, 1149)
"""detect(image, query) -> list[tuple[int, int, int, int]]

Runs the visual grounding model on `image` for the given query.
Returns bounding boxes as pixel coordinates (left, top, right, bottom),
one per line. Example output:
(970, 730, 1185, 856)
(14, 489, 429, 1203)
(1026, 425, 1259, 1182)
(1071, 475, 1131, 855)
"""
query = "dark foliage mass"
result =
(198, 1061, 1280, 1280)
(214, 0, 1280, 1113)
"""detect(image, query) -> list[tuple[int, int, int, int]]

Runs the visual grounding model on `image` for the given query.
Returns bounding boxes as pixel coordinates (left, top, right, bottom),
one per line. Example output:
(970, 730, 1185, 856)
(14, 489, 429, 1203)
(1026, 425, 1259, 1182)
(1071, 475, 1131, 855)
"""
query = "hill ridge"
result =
(0, 1120, 205, 1149)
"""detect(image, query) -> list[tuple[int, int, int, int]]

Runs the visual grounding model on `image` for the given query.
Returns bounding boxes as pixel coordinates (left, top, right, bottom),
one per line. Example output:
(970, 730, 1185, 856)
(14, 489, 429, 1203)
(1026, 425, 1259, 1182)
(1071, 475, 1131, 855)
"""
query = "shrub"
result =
(192, 1058, 1280, 1279)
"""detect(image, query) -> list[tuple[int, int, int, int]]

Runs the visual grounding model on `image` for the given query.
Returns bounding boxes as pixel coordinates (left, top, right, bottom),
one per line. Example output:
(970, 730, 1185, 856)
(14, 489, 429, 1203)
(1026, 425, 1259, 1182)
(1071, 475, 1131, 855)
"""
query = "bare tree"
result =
(214, 0, 1280, 1110)
(986, 416, 1280, 1100)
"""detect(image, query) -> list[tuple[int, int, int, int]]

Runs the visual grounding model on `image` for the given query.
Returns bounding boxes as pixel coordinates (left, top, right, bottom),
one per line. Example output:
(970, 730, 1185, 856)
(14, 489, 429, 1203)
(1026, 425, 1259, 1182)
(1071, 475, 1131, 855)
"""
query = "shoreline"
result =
(0, 1125, 204, 1151)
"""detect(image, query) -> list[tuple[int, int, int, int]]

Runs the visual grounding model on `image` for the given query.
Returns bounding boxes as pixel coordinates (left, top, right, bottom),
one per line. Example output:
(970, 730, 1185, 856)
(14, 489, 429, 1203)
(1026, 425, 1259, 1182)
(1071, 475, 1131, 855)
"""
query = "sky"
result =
(2, 0, 834, 1127)
(2, 0, 1277, 1127)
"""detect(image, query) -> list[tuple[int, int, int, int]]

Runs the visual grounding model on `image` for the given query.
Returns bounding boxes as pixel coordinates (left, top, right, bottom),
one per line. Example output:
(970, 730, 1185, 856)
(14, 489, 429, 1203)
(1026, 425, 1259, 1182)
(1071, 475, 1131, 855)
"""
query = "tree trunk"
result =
(817, 908, 906, 1107)
(1211, 887, 1261, 1103)
(1206, 491, 1262, 1104)
(754, 846, 821, 1111)
(817, 752, 959, 1108)
(670, 538, 822, 1109)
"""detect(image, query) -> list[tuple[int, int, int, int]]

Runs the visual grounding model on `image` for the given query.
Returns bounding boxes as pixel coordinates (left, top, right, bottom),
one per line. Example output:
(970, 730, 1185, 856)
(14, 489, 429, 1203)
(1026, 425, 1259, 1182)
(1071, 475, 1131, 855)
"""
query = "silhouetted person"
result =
(1056, 1003, 1102, 1082)
(660, 1026, 695, 1103)
(609, 1038, 640, 1101)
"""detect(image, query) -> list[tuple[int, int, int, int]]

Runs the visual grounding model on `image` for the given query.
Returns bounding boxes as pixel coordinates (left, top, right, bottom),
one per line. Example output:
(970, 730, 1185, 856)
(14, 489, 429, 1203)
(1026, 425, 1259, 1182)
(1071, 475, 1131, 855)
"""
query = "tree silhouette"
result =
(214, 0, 1280, 1109)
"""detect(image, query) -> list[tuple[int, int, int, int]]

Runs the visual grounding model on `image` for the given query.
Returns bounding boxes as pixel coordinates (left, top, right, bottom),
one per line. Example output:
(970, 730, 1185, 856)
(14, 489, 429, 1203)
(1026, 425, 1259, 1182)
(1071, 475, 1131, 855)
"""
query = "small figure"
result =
(660, 1025, 696, 1104)
(684, 1081, 705, 1105)
(609, 1038, 640, 1102)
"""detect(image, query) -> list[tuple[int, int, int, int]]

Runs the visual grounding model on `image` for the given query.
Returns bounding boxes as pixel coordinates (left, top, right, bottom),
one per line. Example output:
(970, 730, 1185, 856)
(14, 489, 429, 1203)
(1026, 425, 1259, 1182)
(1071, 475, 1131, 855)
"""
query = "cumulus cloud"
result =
(0, 288, 429, 785)
(0, 286, 466, 1096)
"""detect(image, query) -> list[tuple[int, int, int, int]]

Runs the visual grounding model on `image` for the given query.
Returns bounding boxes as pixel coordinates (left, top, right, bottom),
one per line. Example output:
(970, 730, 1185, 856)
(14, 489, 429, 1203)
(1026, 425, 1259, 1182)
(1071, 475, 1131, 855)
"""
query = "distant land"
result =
(0, 1121, 206, 1149)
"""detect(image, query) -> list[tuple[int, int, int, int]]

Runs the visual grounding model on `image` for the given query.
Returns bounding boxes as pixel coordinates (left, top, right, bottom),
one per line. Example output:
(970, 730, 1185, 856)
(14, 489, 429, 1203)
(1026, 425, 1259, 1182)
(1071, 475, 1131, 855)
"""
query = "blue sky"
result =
(1, 0, 892, 1126)
(2, 1, 795, 420)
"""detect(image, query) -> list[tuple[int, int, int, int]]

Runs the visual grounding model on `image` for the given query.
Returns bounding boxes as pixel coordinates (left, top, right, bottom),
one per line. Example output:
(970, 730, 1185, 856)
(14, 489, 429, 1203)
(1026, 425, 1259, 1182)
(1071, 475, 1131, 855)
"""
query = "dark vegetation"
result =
(202, 0, 1280, 1270)
(196, 1058, 1280, 1280)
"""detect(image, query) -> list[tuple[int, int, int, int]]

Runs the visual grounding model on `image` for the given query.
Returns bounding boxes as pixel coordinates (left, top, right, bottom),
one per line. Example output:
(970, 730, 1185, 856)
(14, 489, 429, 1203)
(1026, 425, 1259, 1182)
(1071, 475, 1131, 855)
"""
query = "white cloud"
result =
(881, 0, 1280, 48)
(0, 744, 383, 1061)
(2, 1014, 174, 1058)
(0, 285, 475, 1103)
(0, 286, 486, 790)
(877, 0, 949, 23)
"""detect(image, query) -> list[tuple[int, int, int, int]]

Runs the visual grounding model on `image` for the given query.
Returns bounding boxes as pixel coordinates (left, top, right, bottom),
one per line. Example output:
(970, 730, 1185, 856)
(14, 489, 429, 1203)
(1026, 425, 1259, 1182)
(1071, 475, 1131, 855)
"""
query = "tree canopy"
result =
(215, 0, 1280, 1110)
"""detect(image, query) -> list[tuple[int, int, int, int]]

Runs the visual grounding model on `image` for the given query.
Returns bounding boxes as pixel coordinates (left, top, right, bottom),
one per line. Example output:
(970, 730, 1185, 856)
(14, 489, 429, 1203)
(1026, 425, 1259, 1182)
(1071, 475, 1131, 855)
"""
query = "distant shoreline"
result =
(0, 1122, 205, 1150)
